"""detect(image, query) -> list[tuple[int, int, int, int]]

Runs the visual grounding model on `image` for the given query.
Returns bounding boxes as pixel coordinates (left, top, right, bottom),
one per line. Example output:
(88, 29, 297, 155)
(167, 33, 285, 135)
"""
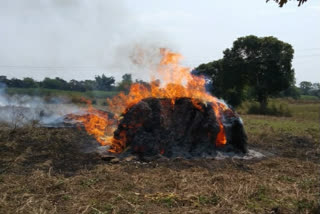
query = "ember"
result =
(71, 49, 248, 157)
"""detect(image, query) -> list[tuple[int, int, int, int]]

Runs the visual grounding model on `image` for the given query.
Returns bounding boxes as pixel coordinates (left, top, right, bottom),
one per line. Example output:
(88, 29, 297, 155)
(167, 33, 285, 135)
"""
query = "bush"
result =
(242, 101, 292, 117)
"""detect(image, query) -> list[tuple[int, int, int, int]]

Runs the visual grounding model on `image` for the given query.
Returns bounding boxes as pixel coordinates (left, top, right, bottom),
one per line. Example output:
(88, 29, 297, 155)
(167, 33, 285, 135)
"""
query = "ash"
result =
(214, 149, 265, 160)
(93, 146, 264, 161)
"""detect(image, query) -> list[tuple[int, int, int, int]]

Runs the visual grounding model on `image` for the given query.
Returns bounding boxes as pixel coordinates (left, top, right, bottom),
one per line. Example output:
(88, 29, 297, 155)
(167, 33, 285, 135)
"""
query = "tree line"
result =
(0, 74, 134, 92)
(299, 81, 320, 98)
(1, 35, 318, 110)
(193, 35, 318, 113)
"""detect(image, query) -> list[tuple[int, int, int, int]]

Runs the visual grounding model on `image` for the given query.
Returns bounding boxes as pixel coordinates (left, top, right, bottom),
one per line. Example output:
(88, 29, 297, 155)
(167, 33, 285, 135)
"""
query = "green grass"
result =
(300, 95, 320, 100)
(242, 115, 319, 140)
(237, 99, 292, 117)
(238, 98, 320, 116)
(238, 98, 320, 143)
(6, 87, 119, 99)
(288, 102, 320, 122)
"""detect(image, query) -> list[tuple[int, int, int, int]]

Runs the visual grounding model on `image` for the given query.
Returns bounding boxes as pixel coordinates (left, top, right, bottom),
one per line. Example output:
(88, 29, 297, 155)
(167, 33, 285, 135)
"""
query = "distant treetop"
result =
(267, 0, 308, 7)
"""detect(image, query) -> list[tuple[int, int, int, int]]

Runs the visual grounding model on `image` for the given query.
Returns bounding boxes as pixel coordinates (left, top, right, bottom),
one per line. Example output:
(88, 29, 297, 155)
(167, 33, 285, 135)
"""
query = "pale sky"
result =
(0, 0, 319, 84)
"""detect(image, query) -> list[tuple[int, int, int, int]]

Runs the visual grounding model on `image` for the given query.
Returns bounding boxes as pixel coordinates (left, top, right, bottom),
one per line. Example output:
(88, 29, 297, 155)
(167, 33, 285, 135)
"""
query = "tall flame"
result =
(72, 49, 228, 153)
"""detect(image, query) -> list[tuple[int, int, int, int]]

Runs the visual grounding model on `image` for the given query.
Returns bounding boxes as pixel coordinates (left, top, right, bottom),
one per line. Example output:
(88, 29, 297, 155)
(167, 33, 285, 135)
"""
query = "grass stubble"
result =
(0, 100, 319, 214)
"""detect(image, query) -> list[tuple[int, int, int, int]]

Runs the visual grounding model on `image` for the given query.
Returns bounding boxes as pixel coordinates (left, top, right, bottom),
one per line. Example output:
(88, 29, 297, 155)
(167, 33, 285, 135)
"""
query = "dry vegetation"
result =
(0, 100, 319, 214)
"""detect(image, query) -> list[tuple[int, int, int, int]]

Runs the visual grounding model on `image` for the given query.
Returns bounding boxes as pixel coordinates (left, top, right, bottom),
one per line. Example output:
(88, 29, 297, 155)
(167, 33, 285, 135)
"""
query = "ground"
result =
(0, 99, 319, 214)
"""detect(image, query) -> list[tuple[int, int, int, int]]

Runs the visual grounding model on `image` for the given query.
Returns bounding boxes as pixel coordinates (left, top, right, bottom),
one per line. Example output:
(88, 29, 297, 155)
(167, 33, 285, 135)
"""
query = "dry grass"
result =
(0, 100, 319, 214)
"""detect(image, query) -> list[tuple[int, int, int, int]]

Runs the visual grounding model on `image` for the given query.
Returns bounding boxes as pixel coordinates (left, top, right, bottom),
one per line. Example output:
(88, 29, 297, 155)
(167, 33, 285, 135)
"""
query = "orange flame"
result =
(73, 49, 227, 153)
(70, 100, 116, 146)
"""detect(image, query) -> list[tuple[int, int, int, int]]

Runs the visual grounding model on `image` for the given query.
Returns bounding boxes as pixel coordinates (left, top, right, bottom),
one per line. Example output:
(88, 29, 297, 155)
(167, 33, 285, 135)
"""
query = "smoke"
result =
(0, 0, 172, 81)
(0, 84, 81, 127)
(214, 149, 265, 160)
(0, 83, 7, 106)
(113, 38, 174, 81)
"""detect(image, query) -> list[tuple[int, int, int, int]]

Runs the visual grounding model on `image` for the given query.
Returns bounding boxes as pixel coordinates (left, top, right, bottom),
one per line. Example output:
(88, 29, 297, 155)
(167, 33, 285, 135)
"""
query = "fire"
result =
(73, 49, 228, 153)
(70, 100, 116, 146)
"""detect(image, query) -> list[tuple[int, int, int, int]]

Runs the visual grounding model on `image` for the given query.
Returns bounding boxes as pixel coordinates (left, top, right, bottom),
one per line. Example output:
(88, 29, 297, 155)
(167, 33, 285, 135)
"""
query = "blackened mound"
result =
(112, 97, 247, 158)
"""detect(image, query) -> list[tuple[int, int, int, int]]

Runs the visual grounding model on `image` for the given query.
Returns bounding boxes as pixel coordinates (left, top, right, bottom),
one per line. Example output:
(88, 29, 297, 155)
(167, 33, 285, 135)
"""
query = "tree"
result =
(117, 74, 133, 93)
(300, 82, 320, 98)
(232, 36, 294, 111)
(55, 77, 69, 90)
(69, 79, 86, 92)
(312, 82, 320, 90)
(279, 85, 301, 99)
(194, 59, 249, 107)
(41, 77, 69, 90)
(0, 76, 7, 83)
(22, 77, 38, 88)
(95, 74, 115, 91)
(195, 35, 295, 111)
(0, 76, 8, 86)
(267, 0, 307, 7)
(299, 81, 312, 94)
(82, 80, 96, 91)
(7, 78, 24, 88)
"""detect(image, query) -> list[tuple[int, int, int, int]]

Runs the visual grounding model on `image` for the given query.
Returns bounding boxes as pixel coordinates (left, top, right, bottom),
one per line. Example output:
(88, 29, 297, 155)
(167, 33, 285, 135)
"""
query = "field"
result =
(0, 99, 319, 214)
(5, 88, 119, 105)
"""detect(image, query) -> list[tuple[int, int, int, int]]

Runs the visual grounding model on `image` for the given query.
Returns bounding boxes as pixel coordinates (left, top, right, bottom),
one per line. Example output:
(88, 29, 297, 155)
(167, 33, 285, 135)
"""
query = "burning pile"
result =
(112, 97, 247, 157)
(71, 49, 247, 158)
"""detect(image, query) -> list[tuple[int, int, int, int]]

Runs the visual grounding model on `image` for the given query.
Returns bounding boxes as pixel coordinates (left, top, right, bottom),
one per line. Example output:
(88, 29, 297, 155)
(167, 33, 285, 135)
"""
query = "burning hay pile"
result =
(112, 97, 247, 158)
(70, 49, 248, 159)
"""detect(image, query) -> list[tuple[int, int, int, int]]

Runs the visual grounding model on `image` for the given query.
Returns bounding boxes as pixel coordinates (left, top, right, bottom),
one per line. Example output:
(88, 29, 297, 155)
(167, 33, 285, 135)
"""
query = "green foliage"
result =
(94, 74, 115, 91)
(300, 81, 312, 93)
(69, 79, 86, 92)
(229, 36, 294, 109)
(267, 0, 308, 7)
(300, 95, 319, 100)
(195, 35, 295, 111)
(6, 88, 118, 101)
(0, 74, 117, 92)
(22, 77, 38, 88)
(41, 77, 69, 90)
(312, 82, 320, 90)
(298, 81, 320, 99)
(279, 85, 301, 99)
(117, 73, 133, 93)
(237, 100, 292, 117)
(240, 100, 320, 141)
(244, 101, 292, 117)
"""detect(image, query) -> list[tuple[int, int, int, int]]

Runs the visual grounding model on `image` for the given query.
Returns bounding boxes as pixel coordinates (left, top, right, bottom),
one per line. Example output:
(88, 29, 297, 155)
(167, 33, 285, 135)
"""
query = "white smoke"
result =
(214, 149, 265, 160)
(113, 39, 174, 82)
(0, 0, 173, 81)
(0, 84, 81, 127)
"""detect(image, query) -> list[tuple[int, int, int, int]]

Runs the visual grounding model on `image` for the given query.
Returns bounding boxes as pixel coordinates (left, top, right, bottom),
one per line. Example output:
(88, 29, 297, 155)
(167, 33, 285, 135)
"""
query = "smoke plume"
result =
(0, 0, 172, 81)
(0, 84, 81, 127)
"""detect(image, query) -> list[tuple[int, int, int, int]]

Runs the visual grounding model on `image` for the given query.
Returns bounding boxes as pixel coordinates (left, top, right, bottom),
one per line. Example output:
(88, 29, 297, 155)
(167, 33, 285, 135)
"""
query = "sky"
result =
(0, 0, 319, 84)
